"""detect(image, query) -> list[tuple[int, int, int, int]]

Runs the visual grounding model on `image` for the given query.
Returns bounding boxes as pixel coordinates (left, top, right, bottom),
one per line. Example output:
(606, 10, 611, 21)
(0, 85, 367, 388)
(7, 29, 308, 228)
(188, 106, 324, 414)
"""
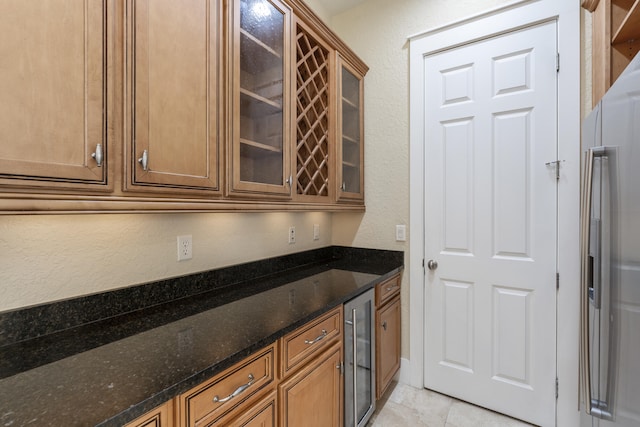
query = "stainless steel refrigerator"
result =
(580, 51, 640, 427)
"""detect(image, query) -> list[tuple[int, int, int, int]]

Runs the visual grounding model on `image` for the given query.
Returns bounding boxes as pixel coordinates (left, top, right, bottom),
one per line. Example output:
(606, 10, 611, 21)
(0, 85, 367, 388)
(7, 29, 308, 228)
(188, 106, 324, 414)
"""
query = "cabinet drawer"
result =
(280, 306, 342, 376)
(179, 344, 275, 427)
(212, 388, 277, 427)
(375, 274, 401, 307)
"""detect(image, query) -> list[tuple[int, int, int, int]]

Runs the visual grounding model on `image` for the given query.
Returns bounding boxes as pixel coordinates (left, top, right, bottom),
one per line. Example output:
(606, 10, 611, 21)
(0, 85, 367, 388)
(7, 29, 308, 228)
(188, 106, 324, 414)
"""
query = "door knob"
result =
(427, 259, 438, 271)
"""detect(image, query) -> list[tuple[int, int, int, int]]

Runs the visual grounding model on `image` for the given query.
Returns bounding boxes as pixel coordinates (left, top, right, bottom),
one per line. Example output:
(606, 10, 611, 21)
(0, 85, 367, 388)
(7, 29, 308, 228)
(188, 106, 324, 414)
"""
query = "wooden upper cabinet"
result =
(0, 0, 111, 191)
(293, 19, 334, 203)
(125, 0, 222, 194)
(336, 56, 364, 203)
(0, 0, 368, 212)
(228, 0, 292, 198)
(584, 0, 640, 105)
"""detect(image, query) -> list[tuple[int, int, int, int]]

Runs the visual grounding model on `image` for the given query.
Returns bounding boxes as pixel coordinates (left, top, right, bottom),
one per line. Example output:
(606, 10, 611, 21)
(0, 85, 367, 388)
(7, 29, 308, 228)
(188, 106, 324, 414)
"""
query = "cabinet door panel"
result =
(376, 296, 401, 399)
(129, 0, 220, 192)
(336, 57, 364, 203)
(279, 343, 342, 427)
(0, 0, 108, 188)
(229, 0, 291, 197)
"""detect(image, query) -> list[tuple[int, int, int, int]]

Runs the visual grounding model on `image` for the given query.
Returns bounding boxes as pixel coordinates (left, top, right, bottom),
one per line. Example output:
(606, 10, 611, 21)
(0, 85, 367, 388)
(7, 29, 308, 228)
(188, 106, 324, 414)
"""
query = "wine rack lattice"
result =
(295, 26, 329, 197)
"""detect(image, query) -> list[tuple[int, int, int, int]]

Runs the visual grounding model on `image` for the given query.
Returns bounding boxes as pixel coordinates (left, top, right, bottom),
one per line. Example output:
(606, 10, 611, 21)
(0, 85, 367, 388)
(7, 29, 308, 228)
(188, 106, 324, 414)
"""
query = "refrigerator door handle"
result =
(580, 147, 595, 415)
(588, 217, 602, 309)
(580, 146, 615, 420)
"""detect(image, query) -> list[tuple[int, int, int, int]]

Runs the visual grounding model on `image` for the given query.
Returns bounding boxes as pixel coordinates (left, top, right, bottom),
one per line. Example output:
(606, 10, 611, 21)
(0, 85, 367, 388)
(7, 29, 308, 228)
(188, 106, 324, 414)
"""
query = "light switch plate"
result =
(313, 224, 320, 240)
(395, 225, 406, 242)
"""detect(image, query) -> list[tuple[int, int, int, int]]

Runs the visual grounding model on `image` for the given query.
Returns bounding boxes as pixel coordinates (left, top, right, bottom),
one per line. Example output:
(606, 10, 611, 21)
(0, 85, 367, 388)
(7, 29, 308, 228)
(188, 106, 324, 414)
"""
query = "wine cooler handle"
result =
(351, 307, 358, 427)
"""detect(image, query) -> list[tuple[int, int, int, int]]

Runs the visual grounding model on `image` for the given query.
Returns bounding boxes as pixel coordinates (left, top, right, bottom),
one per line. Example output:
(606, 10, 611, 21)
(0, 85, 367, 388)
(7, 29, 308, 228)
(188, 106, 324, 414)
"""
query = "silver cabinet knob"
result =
(427, 259, 438, 271)
(91, 143, 103, 167)
(138, 149, 149, 171)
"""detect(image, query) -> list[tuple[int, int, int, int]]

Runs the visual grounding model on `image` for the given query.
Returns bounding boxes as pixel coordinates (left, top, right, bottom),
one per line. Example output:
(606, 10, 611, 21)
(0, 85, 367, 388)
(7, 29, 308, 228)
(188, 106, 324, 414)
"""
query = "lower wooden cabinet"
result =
(376, 295, 401, 399)
(123, 302, 356, 427)
(278, 341, 343, 427)
(375, 274, 402, 400)
(278, 305, 343, 427)
(124, 400, 174, 427)
(118, 279, 404, 426)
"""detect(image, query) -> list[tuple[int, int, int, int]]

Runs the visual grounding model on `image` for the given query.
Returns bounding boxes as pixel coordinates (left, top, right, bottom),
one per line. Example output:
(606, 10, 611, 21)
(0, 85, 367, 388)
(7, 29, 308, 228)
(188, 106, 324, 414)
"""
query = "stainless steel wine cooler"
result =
(344, 288, 376, 427)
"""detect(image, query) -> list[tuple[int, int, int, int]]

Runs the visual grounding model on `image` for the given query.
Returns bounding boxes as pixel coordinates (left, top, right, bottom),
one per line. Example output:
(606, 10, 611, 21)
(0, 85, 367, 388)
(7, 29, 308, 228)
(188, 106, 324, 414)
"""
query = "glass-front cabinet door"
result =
(229, 0, 291, 197)
(337, 56, 364, 203)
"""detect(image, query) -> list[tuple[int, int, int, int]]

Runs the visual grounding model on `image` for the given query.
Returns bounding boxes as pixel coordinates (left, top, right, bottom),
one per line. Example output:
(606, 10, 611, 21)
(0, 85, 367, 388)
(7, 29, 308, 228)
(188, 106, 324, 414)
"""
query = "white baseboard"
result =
(398, 357, 421, 388)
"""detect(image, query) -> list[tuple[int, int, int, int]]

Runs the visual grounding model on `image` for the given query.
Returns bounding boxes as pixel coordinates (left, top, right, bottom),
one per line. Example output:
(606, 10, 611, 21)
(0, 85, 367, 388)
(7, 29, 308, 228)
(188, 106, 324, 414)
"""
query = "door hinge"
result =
(556, 272, 560, 290)
(556, 53, 560, 72)
(555, 377, 559, 399)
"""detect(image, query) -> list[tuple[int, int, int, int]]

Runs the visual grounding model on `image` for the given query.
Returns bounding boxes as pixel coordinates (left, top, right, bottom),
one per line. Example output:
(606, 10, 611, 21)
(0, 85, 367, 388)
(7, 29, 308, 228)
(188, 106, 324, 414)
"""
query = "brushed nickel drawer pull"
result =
(212, 373, 254, 403)
(385, 284, 399, 292)
(304, 329, 327, 345)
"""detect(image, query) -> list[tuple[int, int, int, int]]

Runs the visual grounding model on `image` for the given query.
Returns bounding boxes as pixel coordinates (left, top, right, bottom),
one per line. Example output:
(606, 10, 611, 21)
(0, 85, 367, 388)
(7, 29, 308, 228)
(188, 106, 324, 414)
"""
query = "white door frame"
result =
(407, 1, 580, 426)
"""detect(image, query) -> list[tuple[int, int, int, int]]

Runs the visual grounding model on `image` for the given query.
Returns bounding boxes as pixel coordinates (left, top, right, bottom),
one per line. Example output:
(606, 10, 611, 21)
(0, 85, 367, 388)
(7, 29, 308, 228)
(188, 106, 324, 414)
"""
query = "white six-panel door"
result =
(423, 21, 558, 426)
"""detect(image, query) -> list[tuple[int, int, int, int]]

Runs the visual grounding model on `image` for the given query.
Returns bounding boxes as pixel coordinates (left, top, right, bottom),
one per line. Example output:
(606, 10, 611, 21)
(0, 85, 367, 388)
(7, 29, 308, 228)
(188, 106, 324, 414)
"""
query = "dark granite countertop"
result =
(0, 246, 403, 426)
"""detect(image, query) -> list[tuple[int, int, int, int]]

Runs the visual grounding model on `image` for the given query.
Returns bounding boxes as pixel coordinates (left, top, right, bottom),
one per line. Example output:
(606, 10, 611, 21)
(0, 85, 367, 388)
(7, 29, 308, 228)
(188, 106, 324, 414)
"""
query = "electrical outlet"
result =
(313, 224, 320, 240)
(177, 235, 193, 261)
(395, 225, 406, 242)
(288, 226, 296, 244)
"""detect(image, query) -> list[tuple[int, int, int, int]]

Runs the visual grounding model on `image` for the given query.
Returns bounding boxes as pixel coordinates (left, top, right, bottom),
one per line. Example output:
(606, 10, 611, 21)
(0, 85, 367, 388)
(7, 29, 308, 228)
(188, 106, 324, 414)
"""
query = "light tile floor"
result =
(368, 382, 536, 427)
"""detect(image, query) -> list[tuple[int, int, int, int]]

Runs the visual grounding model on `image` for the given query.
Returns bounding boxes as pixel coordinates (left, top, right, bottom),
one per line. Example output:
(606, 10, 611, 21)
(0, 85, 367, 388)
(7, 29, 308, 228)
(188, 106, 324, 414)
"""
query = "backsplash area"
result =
(0, 246, 402, 349)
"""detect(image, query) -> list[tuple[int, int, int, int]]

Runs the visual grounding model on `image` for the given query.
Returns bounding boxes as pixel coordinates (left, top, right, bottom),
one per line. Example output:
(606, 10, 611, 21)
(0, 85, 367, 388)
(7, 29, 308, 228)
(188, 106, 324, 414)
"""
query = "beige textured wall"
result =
(0, 212, 331, 311)
(316, 0, 513, 359)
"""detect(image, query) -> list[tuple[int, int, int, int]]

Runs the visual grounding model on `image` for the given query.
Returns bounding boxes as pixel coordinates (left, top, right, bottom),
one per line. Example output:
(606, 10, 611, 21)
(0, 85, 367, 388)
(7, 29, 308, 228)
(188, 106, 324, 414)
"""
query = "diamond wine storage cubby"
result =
(295, 23, 332, 201)
(230, 0, 292, 197)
